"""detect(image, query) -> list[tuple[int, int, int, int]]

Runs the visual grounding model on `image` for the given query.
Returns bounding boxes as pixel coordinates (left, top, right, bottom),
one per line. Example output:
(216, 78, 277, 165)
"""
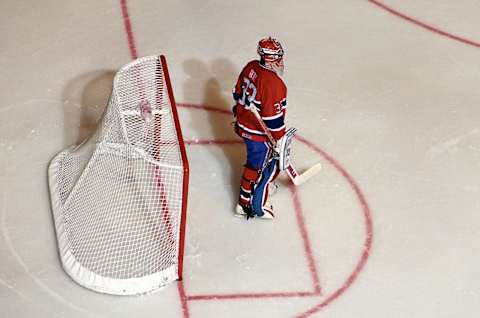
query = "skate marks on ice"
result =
(426, 128, 479, 160)
(0, 189, 100, 318)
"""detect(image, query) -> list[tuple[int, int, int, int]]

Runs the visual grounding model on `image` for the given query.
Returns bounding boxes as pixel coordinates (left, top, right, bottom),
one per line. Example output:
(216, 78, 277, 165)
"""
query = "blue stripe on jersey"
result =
(264, 115, 285, 130)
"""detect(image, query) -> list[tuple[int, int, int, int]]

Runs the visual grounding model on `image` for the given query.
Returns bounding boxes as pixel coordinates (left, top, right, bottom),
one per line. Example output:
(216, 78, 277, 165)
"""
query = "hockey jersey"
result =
(233, 60, 287, 142)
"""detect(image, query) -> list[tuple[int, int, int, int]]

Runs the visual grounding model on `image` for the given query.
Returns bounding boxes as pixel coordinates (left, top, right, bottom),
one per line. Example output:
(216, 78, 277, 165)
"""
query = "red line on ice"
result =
(185, 139, 241, 146)
(289, 185, 322, 294)
(369, 0, 480, 48)
(120, 0, 138, 59)
(187, 291, 319, 301)
(179, 103, 232, 115)
(177, 282, 190, 318)
(292, 135, 374, 318)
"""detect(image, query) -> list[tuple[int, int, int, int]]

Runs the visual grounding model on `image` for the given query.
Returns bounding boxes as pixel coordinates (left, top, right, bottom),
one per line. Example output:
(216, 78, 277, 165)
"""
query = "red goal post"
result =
(161, 55, 190, 281)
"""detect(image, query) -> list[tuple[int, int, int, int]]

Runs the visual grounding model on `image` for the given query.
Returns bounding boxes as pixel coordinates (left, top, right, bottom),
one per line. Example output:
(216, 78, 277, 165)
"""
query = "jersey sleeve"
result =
(259, 77, 287, 140)
(232, 74, 243, 103)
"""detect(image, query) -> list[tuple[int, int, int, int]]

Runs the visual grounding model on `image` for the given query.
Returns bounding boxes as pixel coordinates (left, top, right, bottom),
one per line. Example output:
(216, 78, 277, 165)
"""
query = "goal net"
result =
(48, 55, 189, 295)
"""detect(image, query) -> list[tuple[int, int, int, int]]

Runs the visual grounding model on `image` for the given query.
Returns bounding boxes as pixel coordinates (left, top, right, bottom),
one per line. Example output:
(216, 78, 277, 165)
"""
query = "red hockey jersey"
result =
(233, 60, 287, 142)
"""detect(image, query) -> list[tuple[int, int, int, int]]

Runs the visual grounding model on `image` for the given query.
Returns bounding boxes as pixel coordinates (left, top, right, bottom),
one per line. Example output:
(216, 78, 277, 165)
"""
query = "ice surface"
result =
(1, 0, 479, 317)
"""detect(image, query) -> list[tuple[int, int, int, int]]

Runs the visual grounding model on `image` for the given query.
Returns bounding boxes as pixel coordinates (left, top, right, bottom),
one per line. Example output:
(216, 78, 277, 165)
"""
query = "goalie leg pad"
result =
(244, 139, 272, 169)
(238, 165, 259, 207)
(251, 157, 279, 218)
(238, 138, 271, 206)
(238, 138, 279, 218)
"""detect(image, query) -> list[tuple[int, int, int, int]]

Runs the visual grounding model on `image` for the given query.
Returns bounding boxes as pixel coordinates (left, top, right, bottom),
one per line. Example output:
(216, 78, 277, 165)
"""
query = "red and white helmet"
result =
(257, 37, 285, 75)
(257, 37, 284, 62)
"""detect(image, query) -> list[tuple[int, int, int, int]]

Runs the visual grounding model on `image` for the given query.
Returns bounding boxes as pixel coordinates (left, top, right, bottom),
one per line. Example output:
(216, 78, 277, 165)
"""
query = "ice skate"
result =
(257, 202, 275, 219)
(235, 204, 249, 218)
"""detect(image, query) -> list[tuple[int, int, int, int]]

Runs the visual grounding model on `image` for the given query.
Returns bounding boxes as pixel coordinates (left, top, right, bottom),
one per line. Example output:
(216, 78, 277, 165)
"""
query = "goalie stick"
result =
(248, 106, 322, 186)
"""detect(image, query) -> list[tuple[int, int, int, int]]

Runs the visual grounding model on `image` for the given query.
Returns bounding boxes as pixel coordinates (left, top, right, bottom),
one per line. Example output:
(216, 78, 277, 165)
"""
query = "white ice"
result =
(1, 1, 479, 317)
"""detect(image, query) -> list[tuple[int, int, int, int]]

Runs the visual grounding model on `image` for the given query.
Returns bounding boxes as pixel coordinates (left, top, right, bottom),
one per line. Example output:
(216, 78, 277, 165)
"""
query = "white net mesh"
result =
(48, 56, 189, 295)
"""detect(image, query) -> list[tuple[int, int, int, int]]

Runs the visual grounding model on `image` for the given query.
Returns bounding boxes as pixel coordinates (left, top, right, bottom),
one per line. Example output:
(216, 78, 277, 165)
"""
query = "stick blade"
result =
(293, 163, 322, 186)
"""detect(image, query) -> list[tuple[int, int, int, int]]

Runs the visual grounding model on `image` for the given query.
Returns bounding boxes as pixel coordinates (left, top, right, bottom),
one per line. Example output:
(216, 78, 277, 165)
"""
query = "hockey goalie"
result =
(232, 37, 321, 220)
(232, 37, 288, 219)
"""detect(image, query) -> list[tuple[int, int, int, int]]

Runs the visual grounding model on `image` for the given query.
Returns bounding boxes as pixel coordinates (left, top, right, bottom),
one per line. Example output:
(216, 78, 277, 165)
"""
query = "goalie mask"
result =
(257, 37, 284, 76)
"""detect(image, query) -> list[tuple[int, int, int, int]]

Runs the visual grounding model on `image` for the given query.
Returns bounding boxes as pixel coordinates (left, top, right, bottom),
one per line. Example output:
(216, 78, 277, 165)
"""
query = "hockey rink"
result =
(1, 0, 480, 317)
